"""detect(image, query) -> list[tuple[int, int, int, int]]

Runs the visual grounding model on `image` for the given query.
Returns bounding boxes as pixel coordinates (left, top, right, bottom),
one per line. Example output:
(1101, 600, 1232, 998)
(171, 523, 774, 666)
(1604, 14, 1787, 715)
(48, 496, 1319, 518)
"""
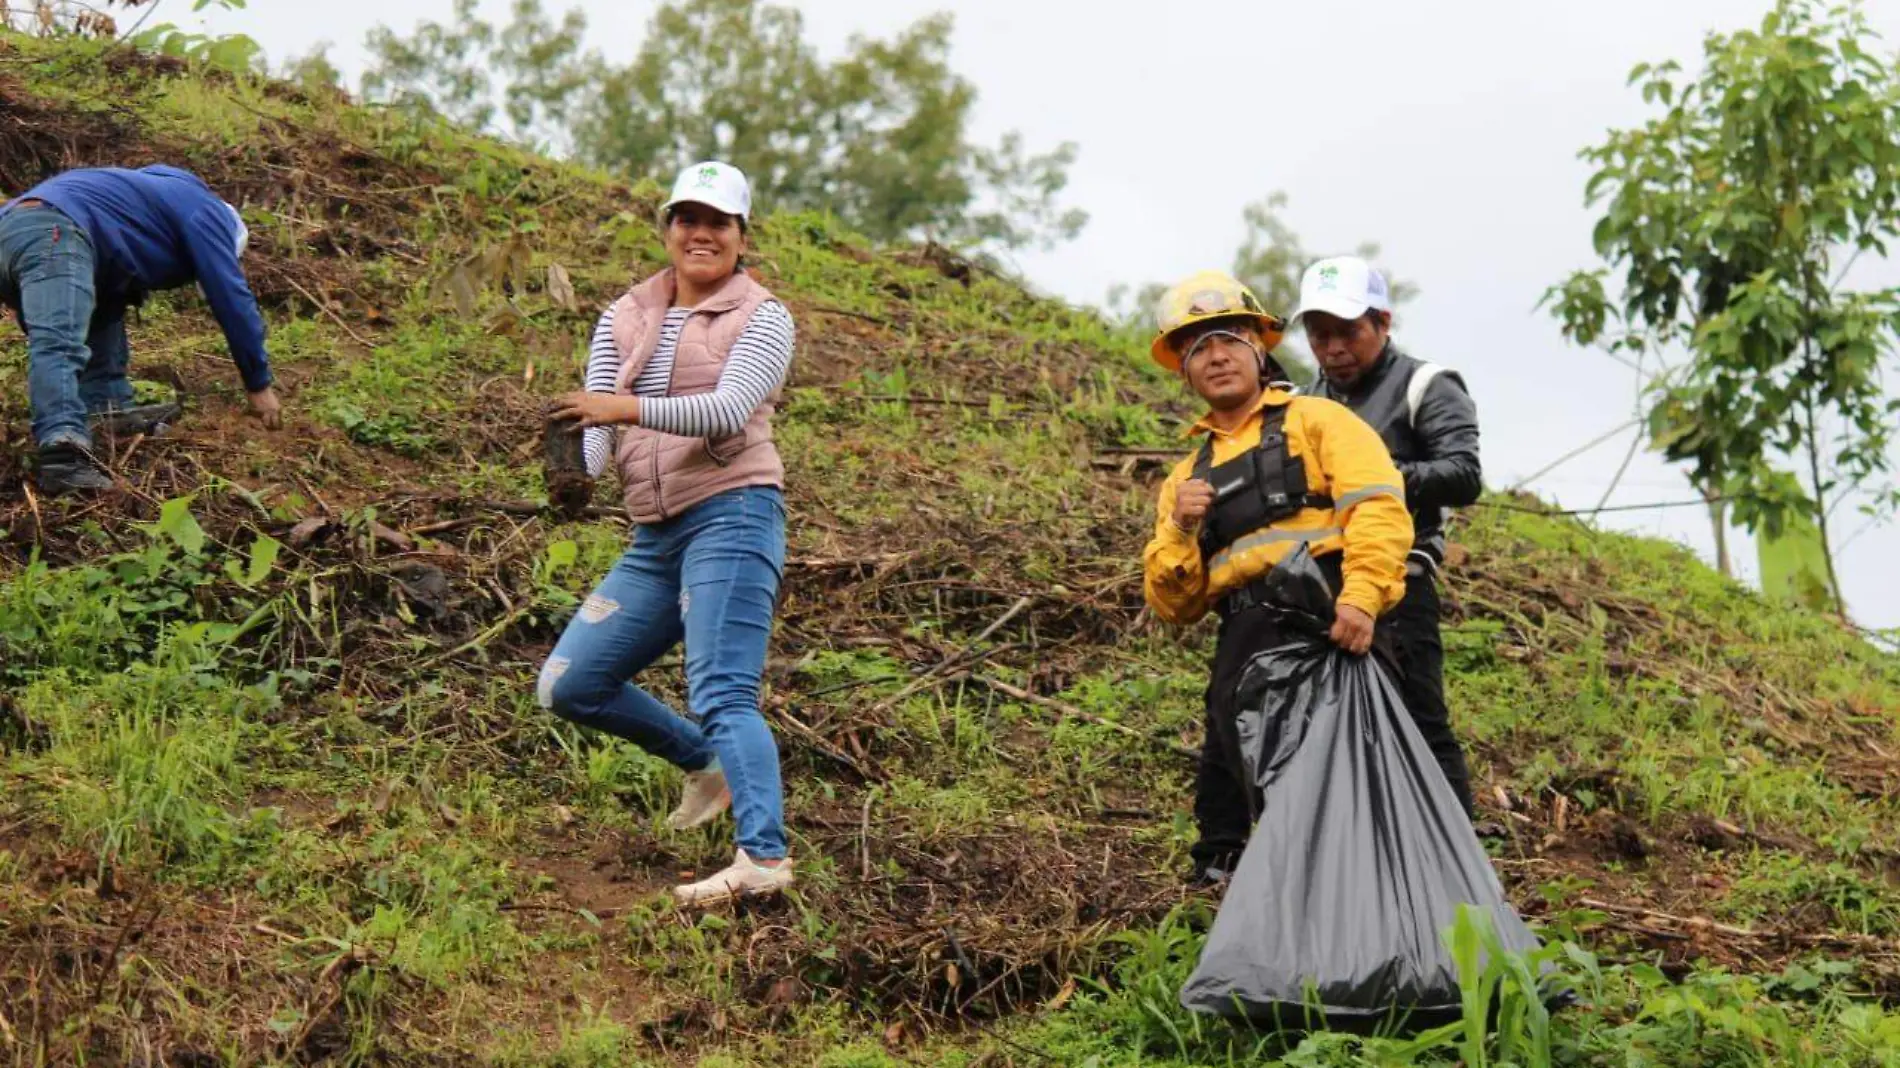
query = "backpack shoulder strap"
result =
(1268, 399, 1333, 510)
(1405, 361, 1448, 429)
(1190, 434, 1215, 482)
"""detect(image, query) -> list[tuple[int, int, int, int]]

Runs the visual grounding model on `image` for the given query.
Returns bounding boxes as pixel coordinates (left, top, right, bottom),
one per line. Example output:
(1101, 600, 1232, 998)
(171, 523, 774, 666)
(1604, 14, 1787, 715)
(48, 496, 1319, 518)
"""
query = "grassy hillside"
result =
(2, 33, 1900, 1067)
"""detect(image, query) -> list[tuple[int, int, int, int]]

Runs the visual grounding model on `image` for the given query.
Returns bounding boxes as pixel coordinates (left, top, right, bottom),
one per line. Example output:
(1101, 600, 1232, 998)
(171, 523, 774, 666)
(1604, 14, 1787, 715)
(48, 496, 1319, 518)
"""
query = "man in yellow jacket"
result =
(1141, 270, 1413, 887)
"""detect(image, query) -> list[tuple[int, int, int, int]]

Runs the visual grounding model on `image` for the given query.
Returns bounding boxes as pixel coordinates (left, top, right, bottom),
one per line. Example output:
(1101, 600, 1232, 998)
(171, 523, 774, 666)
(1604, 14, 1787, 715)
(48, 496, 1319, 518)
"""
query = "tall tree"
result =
(1229, 192, 1416, 323)
(1543, 0, 1900, 610)
(571, 0, 825, 212)
(361, 0, 595, 154)
(360, 0, 1084, 252)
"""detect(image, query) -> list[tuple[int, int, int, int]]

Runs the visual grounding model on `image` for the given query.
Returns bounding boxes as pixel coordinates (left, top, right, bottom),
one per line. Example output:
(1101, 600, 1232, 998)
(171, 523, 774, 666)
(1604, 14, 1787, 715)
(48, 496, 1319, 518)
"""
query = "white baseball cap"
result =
(1293, 255, 1391, 324)
(663, 160, 752, 222)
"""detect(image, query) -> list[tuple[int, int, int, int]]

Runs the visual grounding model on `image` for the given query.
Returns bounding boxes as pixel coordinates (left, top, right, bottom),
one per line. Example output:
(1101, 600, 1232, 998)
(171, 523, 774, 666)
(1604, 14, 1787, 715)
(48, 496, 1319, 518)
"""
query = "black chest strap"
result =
(1192, 403, 1334, 560)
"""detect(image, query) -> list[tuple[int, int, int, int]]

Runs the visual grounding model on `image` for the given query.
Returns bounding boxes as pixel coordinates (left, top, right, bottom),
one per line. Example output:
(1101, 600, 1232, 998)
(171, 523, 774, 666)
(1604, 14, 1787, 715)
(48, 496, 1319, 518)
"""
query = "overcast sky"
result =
(203, 0, 1900, 630)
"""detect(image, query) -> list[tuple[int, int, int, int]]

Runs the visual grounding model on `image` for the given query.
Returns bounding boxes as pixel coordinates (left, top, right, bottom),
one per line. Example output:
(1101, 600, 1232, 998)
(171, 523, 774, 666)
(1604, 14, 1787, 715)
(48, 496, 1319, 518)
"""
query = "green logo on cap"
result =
(696, 165, 719, 187)
(1317, 264, 1340, 291)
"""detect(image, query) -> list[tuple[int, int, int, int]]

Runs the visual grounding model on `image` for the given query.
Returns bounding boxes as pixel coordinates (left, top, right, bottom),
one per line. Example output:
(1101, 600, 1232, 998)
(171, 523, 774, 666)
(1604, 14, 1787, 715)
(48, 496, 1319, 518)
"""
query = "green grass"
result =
(1447, 505, 1900, 849)
(994, 908, 1900, 1067)
(1722, 851, 1900, 937)
(3, 26, 1900, 1067)
(149, 74, 270, 143)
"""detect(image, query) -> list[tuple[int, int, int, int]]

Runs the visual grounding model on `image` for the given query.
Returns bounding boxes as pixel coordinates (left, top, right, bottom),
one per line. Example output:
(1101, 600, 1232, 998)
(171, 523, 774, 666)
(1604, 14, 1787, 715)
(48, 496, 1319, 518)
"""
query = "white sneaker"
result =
(673, 849, 795, 906)
(665, 766, 731, 830)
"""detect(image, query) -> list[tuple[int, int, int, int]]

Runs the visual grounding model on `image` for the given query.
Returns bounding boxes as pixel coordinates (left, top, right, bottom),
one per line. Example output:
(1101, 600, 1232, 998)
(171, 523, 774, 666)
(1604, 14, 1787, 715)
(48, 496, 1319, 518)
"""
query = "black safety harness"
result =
(1192, 402, 1334, 559)
(1192, 402, 1336, 619)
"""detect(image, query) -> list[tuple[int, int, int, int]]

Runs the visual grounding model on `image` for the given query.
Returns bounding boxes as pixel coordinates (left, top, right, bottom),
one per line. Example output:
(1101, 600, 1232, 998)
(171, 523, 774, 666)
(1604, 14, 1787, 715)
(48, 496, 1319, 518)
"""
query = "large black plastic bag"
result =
(1179, 548, 1547, 1032)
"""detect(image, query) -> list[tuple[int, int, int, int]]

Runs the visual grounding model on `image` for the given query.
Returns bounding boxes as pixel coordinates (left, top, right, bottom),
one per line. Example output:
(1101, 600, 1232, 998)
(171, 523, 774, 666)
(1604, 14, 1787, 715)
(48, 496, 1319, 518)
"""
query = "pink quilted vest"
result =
(608, 268, 786, 524)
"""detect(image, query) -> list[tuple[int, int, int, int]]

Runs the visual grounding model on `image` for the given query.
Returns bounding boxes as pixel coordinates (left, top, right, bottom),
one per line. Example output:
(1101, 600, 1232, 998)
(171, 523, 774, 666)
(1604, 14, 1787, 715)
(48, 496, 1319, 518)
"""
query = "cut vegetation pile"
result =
(2, 32, 1900, 1067)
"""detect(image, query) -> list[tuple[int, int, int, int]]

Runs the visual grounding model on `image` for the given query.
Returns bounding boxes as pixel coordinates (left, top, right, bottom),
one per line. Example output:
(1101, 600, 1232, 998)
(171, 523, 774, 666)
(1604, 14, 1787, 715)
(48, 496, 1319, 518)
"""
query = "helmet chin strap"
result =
(1260, 355, 1294, 389)
(1245, 341, 1293, 389)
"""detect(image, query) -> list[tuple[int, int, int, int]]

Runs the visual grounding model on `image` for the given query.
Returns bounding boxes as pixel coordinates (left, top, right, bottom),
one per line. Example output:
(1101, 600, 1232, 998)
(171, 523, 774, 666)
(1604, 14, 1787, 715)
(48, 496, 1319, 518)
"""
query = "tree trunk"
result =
(1699, 470, 1731, 577)
(1707, 492, 1732, 578)
(1801, 400, 1849, 617)
(1810, 503, 1847, 617)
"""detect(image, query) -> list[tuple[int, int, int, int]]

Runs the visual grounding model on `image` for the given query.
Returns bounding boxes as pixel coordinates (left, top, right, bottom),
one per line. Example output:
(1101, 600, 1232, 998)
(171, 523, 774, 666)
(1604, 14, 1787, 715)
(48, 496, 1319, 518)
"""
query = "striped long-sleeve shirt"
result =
(580, 300, 796, 477)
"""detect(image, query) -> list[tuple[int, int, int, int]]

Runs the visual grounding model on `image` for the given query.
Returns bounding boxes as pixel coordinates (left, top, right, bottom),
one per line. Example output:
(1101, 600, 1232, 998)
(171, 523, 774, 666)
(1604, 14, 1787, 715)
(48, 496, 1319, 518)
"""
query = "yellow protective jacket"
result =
(1143, 390, 1413, 626)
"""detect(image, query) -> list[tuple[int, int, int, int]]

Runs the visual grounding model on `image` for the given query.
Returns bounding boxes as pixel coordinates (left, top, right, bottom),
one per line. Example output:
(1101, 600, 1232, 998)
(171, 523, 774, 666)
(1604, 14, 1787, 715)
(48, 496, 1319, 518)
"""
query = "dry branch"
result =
(769, 701, 883, 782)
(808, 304, 892, 327)
(866, 596, 1031, 719)
(286, 277, 375, 349)
(1579, 897, 1900, 954)
(785, 551, 915, 571)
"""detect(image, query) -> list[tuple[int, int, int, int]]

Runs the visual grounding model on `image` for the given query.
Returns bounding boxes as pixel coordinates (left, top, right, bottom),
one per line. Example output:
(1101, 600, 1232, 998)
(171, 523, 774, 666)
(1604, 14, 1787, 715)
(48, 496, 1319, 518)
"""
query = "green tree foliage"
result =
(1230, 192, 1416, 323)
(361, 0, 595, 153)
(13, 0, 260, 70)
(1543, 0, 1900, 611)
(8, 0, 246, 41)
(279, 44, 345, 94)
(1759, 509, 1834, 612)
(359, 0, 1084, 252)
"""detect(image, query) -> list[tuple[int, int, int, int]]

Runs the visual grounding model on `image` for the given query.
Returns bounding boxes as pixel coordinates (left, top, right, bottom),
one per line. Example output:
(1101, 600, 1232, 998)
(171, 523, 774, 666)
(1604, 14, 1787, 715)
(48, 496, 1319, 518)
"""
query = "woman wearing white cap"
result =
(543, 161, 799, 905)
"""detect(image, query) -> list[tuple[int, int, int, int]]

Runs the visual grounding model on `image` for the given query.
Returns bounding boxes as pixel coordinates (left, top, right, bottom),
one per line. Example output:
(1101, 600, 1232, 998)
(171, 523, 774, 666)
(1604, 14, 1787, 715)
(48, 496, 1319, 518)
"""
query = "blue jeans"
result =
(81, 309, 134, 414)
(538, 487, 789, 860)
(0, 205, 112, 449)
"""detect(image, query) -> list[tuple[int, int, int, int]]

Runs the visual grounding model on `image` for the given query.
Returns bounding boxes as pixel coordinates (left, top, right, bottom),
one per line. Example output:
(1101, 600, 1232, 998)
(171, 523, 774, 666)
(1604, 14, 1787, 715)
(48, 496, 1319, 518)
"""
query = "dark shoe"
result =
(36, 443, 114, 495)
(1186, 862, 1233, 891)
(90, 402, 182, 439)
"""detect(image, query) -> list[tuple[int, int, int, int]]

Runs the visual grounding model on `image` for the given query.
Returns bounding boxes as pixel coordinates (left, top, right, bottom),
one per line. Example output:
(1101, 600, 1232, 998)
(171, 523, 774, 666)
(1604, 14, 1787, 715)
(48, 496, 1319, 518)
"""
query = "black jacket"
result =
(1311, 342, 1481, 566)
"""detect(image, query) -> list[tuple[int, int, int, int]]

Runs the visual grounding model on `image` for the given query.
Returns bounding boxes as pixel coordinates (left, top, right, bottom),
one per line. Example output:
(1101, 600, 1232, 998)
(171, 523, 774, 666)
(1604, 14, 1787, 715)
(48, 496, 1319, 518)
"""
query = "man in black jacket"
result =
(1297, 255, 1478, 818)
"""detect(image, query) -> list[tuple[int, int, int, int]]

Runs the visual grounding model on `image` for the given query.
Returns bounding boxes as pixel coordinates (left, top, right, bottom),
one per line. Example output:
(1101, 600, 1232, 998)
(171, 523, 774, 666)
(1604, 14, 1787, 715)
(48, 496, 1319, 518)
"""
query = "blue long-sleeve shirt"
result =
(7, 165, 272, 392)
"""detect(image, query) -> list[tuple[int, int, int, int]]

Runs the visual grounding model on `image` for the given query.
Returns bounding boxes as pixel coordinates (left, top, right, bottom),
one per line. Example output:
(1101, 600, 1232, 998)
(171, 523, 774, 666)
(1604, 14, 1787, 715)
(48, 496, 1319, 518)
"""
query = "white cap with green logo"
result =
(663, 160, 752, 222)
(1294, 255, 1391, 324)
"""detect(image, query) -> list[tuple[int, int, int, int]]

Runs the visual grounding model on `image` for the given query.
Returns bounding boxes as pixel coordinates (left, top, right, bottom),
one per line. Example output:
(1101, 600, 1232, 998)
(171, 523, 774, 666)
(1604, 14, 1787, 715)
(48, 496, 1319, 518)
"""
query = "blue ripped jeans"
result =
(0, 206, 136, 450)
(538, 487, 789, 860)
